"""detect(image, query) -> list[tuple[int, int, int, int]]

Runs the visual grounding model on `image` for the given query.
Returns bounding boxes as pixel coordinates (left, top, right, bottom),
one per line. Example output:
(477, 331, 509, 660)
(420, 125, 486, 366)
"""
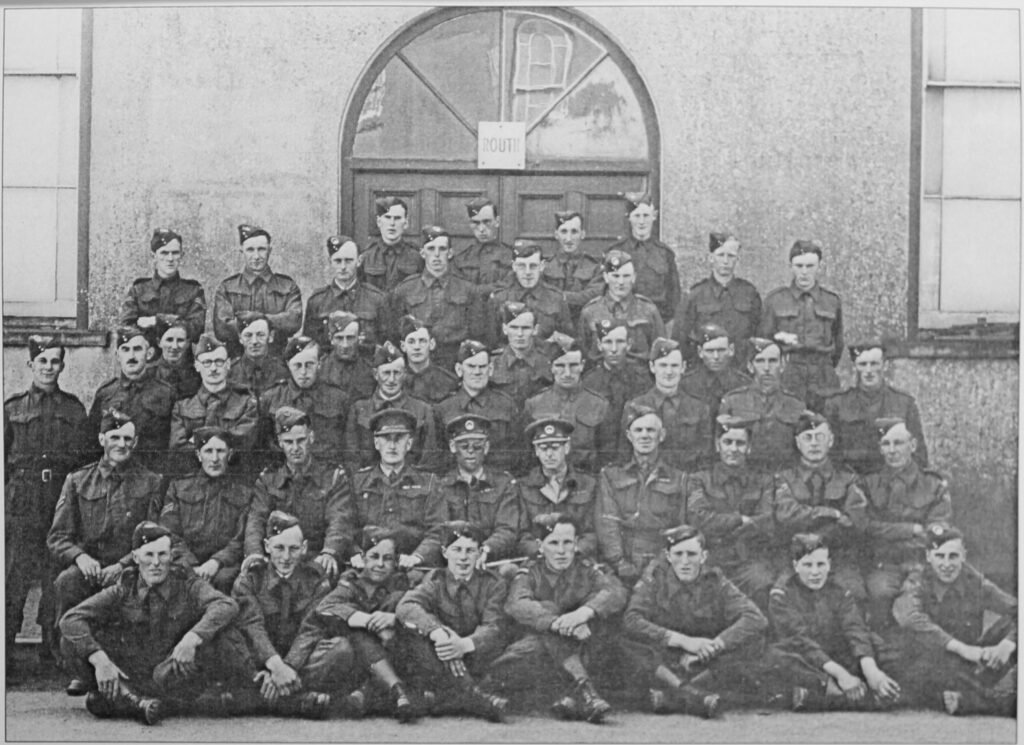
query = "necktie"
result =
(807, 472, 825, 505)
(204, 395, 223, 427)
(387, 470, 400, 485)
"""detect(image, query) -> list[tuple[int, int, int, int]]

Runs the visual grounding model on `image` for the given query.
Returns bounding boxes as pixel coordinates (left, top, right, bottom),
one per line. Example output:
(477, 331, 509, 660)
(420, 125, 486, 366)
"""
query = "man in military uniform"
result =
(766, 533, 901, 711)
(358, 196, 423, 292)
(213, 224, 302, 359)
(544, 210, 604, 323)
(605, 193, 681, 322)
(719, 337, 805, 470)
(243, 407, 351, 584)
(159, 428, 252, 592)
(348, 409, 447, 570)
(674, 232, 761, 367)
(625, 337, 712, 472)
(489, 302, 554, 408)
(389, 226, 487, 372)
(487, 239, 573, 348)
(596, 404, 687, 583)
(303, 235, 387, 348)
(229, 511, 339, 717)
(578, 250, 665, 362)
(437, 415, 522, 566)
(492, 513, 627, 723)
(119, 227, 206, 342)
(259, 336, 349, 467)
(684, 415, 780, 611)
(859, 417, 952, 630)
(893, 526, 1016, 716)
(47, 410, 163, 691)
(517, 418, 598, 559)
(344, 341, 440, 470)
(436, 340, 523, 474)
(622, 525, 768, 717)
(317, 310, 376, 402)
(526, 339, 613, 474)
(89, 325, 176, 471)
(149, 318, 202, 400)
(225, 312, 289, 404)
(58, 522, 246, 724)
(824, 340, 928, 474)
(758, 240, 843, 409)
(5, 335, 89, 666)
(169, 334, 259, 477)
(580, 318, 652, 459)
(774, 412, 869, 598)
(453, 197, 512, 294)
(679, 323, 752, 422)
(398, 314, 460, 405)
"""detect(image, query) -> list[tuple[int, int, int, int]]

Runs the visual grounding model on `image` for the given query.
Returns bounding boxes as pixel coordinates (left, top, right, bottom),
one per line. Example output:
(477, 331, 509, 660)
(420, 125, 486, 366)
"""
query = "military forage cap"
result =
(283, 335, 318, 362)
(192, 426, 232, 450)
(442, 520, 485, 547)
(150, 227, 182, 252)
(795, 410, 829, 436)
(99, 407, 134, 434)
(526, 416, 574, 444)
(132, 521, 172, 550)
(114, 324, 149, 348)
(926, 524, 963, 550)
(790, 532, 828, 561)
(648, 337, 680, 361)
(749, 337, 781, 356)
(622, 191, 654, 214)
(602, 249, 633, 273)
(511, 238, 542, 259)
(545, 336, 582, 362)
(446, 413, 491, 442)
(456, 339, 489, 363)
(236, 311, 270, 334)
(359, 525, 396, 553)
(327, 311, 359, 335)
(624, 401, 661, 428)
(238, 224, 271, 245)
(193, 333, 226, 357)
(466, 197, 496, 218)
(266, 510, 302, 538)
(421, 225, 449, 244)
(373, 340, 404, 368)
(531, 512, 578, 540)
(399, 314, 429, 339)
(370, 408, 417, 436)
(375, 196, 407, 216)
(716, 413, 757, 435)
(789, 239, 823, 260)
(709, 231, 736, 252)
(155, 316, 190, 342)
(847, 339, 886, 362)
(501, 301, 533, 325)
(274, 405, 310, 434)
(662, 524, 702, 548)
(595, 318, 628, 340)
(875, 416, 907, 437)
(27, 333, 63, 361)
(692, 322, 730, 346)
(326, 234, 356, 258)
(554, 210, 582, 228)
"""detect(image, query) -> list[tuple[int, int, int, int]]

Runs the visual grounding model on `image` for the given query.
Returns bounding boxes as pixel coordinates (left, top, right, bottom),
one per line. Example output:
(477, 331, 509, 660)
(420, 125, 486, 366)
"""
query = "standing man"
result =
(679, 323, 752, 422)
(358, 196, 423, 292)
(824, 340, 928, 474)
(225, 312, 289, 403)
(489, 302, 554, 408)
(453, 197, 512, 294)
(213, 224, 302, 359)
(149, 318, 202, 400)
(543, 210, 604, 323)
(303, 235, 387, 348)
(605, 192, 680, 322)
(317, 310, 377, 402)
(487, 239, 573, 348)
(120, 227, 206, 343)
(674, 232, 761, 367)
(5, 335, 89, 666)
(398, 315, 461, 405)
(759, 240, 843, 408)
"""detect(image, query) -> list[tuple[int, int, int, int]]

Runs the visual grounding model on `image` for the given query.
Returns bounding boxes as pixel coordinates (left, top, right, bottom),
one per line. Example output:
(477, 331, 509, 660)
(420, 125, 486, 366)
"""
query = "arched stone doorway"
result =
(339, 7, 660, 255)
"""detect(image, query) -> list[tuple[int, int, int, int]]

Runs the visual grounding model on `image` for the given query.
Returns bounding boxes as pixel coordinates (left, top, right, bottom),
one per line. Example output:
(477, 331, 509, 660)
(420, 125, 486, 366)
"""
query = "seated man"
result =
(678, 323, 752, 422)
(303, 235, 387, 348)
(159, 427, 252, 593)
(596, 404, 687, 584)
(489, 302, 554, 408)
(348, 409, 447, 571)
(148, 318, 201, 400)
(228, 511, 340, 718)
(316, 310, 376, 403)
(517, 417, 598, 559)
(622, 524, 767, 718)
(492, 513, 626, 723)
(487, 239, 572, 349)
(766, 533, 901, 711)
(893, 526, 1016, 717)
(438, 414, 521, 567)
(243, 407, 352, 583)
(398, 315, 461, 405)
(293, 527, 417, 721)
(394, 520, 511, 722)
(225, 312, 289, 403)
(58, 522, 245, 725)
(684, 415, 779, 611)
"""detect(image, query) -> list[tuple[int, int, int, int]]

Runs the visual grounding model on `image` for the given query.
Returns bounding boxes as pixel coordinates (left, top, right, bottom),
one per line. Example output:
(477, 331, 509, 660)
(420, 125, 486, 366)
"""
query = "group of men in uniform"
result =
(4, 192, 1015, 725)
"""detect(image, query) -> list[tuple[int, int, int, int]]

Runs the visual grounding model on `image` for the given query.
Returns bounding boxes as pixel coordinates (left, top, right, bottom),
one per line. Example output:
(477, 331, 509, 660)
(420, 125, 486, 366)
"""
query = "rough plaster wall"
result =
(3, 347, 113, 412)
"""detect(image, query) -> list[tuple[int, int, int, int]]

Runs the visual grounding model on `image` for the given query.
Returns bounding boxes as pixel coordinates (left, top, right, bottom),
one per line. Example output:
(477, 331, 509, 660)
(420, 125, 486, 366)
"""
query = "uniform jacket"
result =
(679, 365, 752, 421)
(226, 355, 289, 401)
(581, 360, 652, 458)
(345, 391, 440, 470)
(759, 283, 844, 366)
(389, 272, 487, 348)
(824, 384, 928, 474)
(859, 462, 952, 564)
(526, 385, 613, 473)
(438, 468, 521, 560)
(719, 384, 805, 469)
(774, 459, 867, 551)
(319, 354, 377, 403)
(488, 282, 573, 348)
(149, 358, 202, 401)
(213, 267, 302, 357)
(624, 387, 712, 471)
(578, 292, 665, 362)
(604, 237, 681, 321)
(452, 239, 513, 293)
(436, 387, 523, 474)
(120, 272, 207, 341)
(160, 473, 253, 567)
(542, 250, 605, 314)
(403, 363, 460, 405)
(675, 276, 761, 363)
(489, 346, 554, 408)
(259, 379, 350, 463)
(88, 369, 176, 466)
(169, 385, 259, 452)
(505, 556, 627, 632)
(302, 280, 387, 348)
(358, 237, 423, 293)
(517, 465, 598, 558)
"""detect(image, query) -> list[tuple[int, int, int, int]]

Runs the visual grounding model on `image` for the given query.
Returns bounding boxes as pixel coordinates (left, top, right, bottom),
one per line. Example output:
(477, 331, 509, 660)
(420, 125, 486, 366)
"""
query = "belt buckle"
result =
(41, 468, 53, 483)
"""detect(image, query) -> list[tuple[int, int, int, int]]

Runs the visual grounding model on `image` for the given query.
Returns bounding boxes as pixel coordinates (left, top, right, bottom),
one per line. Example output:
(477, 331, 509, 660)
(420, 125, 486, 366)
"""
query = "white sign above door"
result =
(477, 122, 526, 170)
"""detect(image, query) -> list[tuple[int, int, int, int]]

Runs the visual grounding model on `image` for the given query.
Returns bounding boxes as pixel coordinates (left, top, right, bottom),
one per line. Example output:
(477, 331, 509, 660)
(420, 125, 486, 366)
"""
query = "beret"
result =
(99, 407, 134, 434)
(622, 191, 654, 214)
(442, 520, 486, 547)
(192, 333, 226, 357)
(530, 512, 579, 541)
(526, 416, 574, 443)
(662, 524, 702, 548)
(266, 510, 302, 538)
(554, 210, 582, 228)
(274, 405, 310, 434)
(326, 311, 359, 336)
(27, 333, 64, 361)
(925, 524, 964, 550)
(795, 411, 830, 436)
(369, 408, 417, 436)
(595, 318, 628, 340)
(848, 340, 886, 362)
(790, 532, 828, 561)
(132, 521, 172, 550)
(603, 249, 633, 273)
(238, 224, 271, 245)
(623, 401, 661, 428)
(875, 417, 907, 437)
(500, 301, 534, 325)
(192, 426, 233, 450)
(648, 337, 680, 361)
(236, 311, 271, 334)
(446, 413, 490, 441)
(715, 413, 757, 435)
(421, 225, 449, 244)
(283, 335, 318, 362)
(114, 325, 149, 348)
(372, 340, 404, 368)
(789, 239, 823, 260)
(692, 322, 729, 346)
(466, 197, 496, 218)
(399, 314, 429, 339)
(375, 196, 407, 216)
(708, 232, 736, 252)
(456, 339, 489, 364)
(511, 239, 542, 259)
(150, 227, 182, 252)
(326, 234, 356, 258)
(358, 525, 397, 553)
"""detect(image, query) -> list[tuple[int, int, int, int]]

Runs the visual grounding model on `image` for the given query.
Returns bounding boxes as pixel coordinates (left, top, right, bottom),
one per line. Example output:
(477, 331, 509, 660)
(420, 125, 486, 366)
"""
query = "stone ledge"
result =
(3, 327, 109, 348)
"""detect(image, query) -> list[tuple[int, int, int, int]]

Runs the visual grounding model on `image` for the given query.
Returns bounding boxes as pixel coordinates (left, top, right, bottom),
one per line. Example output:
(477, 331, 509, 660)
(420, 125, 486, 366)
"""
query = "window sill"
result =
(893, 335, 1019, 360)
(3, 325, 108, 348)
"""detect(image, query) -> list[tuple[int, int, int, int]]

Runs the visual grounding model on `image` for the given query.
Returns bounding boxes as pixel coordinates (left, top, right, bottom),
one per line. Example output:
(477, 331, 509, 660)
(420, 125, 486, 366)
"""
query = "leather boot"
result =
(455, 678, 508, 722)
(114, 686, 163, 725)
(274, 691, 331, 719)
(550, 690, 580, 720)
(84, 691, 116, 719)
(576, 679, 611, 723)
(676, 684, 721, 719)
(343, 680, 374, 718)
(389, 681, 417, 722)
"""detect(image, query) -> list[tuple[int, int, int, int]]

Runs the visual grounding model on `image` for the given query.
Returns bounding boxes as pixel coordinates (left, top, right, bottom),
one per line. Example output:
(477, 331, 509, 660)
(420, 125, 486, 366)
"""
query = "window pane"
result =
(56, 187, 79, 302)
(58, 76, 80, 187)
(526, 57, 646, 161)
(942, 88, 1021, 198)
(2, 188, 59, 303)
(4, 8, 80, 73)
(3, 76, 60, 186)
(922, 89, 943, 196)
(945, 9, 1020, 84)
(919, 198, 942, 309)
(939, 199, 1021, 313)
(924, 10, 946, 82)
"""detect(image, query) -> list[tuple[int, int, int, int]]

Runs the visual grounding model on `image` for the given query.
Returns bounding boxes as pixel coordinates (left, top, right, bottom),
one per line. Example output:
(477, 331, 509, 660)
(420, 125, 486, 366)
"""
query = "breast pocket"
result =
(647, 481, 683, 523)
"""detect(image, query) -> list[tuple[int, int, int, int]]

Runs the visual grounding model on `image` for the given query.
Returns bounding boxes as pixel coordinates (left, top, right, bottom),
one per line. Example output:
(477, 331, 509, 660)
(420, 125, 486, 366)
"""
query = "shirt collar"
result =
(243, 266, 275, 284)
(788, 282, 821, 300)
(422, 272, 449, 289)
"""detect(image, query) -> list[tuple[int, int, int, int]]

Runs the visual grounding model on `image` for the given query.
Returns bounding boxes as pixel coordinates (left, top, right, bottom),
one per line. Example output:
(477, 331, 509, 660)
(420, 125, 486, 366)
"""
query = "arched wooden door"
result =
(340, 7, 659, 256)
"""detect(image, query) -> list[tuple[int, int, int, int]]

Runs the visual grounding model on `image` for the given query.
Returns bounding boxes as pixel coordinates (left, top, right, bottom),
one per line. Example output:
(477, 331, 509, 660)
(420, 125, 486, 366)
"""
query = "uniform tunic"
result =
(389, 272, 487, 370)
(719, 384, 805, 470)
(436, 387, 523, 474)
(159, 473, 252, 571)
(149, 358, 202, 400)
(259, 379, 350, 465)
(226, 355, 289, 401)
(169, 385, 259, 454)
(675, 276, 761, 365)
(860, 462, 952, 565)
(88, 370, 176, 470)
(213, 267, 303, 358)
(578, 293, 665, 362)
(679, 365, 752, 422)
(624, 387, 713, 471)
(824, 384, 929, 474)
(344, 391, 440, 471)
(487, 282, 573, 348)
(525, 385, 613, 473)
(438, 469, 521, 560)
(489, 346, 553, 408)
(318, 354, 377, 403)
(358, 237, 423, 293)
(516, 466, 598, 558)
(581, 360, 652, 459)
(302, 280, 387, 348)
(452, 239, 513, 294)
(404, 363, 461, 405)
(604, 237, 681, 321)
(774, 460, 868, 556)
(120, 272, 207, 342)
(542, 250, 605, 320)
